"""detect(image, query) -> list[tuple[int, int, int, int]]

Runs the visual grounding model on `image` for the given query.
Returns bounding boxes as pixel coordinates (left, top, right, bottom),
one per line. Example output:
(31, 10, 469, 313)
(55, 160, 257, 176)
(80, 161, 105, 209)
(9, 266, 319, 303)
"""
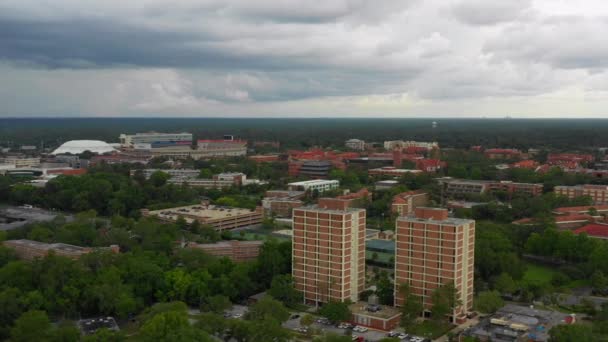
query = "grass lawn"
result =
(407, 321, 454, 339)
(521, 262, 591, 290)
(522, 263, 557, 286)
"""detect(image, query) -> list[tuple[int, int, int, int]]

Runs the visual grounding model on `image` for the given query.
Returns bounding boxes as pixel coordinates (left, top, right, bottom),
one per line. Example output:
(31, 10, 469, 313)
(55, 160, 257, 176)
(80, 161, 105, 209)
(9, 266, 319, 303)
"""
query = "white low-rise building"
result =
(287, 179, 340, 192)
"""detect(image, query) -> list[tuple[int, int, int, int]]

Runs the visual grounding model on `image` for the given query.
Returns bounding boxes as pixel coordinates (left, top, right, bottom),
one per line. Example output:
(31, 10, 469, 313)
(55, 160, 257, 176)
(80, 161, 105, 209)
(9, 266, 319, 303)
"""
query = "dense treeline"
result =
(442, 150, 608, 190)
(1, 162, 278, 217)
(3, 118, 608, 151)
(0, 218, 292, 340)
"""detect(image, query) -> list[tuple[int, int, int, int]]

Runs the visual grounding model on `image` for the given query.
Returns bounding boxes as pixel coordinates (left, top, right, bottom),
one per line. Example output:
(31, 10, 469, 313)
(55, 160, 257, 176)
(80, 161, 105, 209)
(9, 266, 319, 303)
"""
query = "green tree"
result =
(139, 310, 212, 342)
(149, 171, 170, 187)
(246, 296, 290, 323)
(248, 319, 292, 342)
(51, 321, 81, 342)
(313, 333, 353, 342)
(549, 324, 594, 342)
(195, 313, 228, 337)
(494, 272, 517, 294)
(268, 275, 302, 307)
(474, 291, 504, 314)
(82, 328, 125, 342)
(376, 271, 394, 305)
(203, 295, 231, 314)
(591, 271, 608, 293)
(319, 301, 352, 323)
(300, 314, 315, 328)
(399, 283, 423, 328)
(199, 169, 213, 179)
(10, 310, 52, 342)
(431, 284, 461, 322)
(255, 240, 291, 288)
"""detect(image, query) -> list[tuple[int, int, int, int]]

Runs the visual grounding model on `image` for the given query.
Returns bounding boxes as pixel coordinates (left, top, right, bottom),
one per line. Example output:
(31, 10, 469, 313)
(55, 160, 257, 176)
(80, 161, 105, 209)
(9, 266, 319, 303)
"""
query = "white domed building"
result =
(52, 140, 116, 155)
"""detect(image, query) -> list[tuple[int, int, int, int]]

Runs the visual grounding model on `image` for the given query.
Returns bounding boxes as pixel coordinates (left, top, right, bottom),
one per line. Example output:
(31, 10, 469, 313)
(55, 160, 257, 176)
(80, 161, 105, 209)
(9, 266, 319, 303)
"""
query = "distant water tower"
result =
(432, 121, 438, 128)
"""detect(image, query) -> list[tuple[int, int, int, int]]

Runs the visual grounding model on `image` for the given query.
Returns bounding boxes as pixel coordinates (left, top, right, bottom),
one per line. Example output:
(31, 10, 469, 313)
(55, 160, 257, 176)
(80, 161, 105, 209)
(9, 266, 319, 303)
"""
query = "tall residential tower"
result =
(292, 198, 365, 305)
(394, 207, 475, 323)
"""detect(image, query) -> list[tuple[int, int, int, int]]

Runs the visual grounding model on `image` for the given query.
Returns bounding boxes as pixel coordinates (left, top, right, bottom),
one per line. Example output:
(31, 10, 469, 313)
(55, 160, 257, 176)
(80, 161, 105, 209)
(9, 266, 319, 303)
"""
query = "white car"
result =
(233, 313, 242, 318)
(354, 326, 368, 333)
(398, 333, 408, 340)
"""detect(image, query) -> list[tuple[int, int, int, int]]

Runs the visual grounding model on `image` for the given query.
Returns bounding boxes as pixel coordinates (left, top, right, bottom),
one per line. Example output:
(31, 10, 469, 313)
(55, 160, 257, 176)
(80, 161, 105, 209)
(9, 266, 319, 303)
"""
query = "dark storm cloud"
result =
(0, 17, 300, 69)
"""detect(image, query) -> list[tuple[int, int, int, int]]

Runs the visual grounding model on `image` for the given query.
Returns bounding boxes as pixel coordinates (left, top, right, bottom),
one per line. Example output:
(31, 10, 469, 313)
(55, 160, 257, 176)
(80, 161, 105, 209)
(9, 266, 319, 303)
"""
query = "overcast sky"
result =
(1, 0, 608, 118)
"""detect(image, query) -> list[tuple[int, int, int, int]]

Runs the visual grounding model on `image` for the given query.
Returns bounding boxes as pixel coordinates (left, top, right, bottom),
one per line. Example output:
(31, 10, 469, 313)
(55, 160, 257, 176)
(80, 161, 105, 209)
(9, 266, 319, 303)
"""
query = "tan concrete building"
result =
(187, 240, 263, 262)
(554, 184, 608, 204)
(391, 190, 429, 216)
(142, 202, 263, 231)
(3, 239, 119, 260)
(394, 208, 475, 323)
(292, 198, 366, 305)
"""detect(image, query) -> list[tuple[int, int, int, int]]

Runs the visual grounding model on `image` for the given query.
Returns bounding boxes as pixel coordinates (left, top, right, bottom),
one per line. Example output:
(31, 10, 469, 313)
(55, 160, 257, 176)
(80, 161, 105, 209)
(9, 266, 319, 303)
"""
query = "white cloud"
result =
(0, 0, 607, 117)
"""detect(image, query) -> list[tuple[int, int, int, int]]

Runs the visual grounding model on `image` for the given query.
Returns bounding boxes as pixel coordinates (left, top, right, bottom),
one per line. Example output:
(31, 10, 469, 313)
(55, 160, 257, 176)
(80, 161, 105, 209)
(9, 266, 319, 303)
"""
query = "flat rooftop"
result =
(366, 239, 396, 252)
(296, 204, 364, 214)
(288, 179, 339, 186)
(149, 204, 259, 223)
(397, 215, 475, 226)
(0, 206, 67, 231)
(349, 302, 401, 320)
(5, 239, 88, 253)
(369, 167, 422, 173)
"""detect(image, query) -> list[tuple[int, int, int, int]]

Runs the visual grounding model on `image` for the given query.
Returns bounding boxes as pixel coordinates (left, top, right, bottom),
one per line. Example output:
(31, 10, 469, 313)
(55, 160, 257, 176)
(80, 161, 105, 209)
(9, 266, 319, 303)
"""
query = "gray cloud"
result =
(0, 0, 607, 117)
(484, 16, 608, 70)
(448, 0, 533, 26)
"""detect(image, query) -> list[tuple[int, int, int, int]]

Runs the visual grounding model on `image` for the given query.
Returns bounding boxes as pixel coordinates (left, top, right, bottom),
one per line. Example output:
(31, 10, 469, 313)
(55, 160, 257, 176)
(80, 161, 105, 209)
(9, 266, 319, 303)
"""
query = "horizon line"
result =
(2, 116, 608, 120)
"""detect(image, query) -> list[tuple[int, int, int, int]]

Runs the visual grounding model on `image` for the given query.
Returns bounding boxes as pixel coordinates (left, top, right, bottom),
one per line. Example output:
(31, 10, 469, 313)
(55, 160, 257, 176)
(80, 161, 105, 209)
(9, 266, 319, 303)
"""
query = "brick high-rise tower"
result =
(394, 207, 475, 322)
(292, 198, 366, 305)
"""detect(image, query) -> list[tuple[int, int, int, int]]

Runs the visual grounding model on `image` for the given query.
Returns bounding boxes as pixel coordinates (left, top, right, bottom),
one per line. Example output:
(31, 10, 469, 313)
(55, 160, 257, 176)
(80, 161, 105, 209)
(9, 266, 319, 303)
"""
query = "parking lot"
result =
(223, 304, 248, 319)
(282, 314, 429, 342)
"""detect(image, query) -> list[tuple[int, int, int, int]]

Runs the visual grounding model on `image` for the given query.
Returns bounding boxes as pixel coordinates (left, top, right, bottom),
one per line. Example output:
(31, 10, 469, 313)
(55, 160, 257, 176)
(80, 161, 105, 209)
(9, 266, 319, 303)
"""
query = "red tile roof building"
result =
(369, 167, 423, 177)
(484, 149, 522, 160)
(187, 240, 264, 262)
(46, 168, 88, 176)
(336, 188, 372, 205)
(547, 153, 594, 166)
(554, 184, 608, 204)
(287, 149, 358, 177)
(391, 190, 429, 216)
(574, 223, 608, 239)
(514, 215, 595, 230)
(511, 160, 539, 169)
(553, 205, 608, 215)
(415, 159, 444, 173)
(248, 154, 280, 163)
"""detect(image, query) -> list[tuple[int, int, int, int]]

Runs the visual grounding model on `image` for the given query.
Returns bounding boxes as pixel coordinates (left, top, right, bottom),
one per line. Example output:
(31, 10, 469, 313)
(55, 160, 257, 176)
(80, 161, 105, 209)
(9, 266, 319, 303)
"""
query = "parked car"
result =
(317, 318, 330, 324)
(398, 333, 409, 340)
(353, 326, 368, 333)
